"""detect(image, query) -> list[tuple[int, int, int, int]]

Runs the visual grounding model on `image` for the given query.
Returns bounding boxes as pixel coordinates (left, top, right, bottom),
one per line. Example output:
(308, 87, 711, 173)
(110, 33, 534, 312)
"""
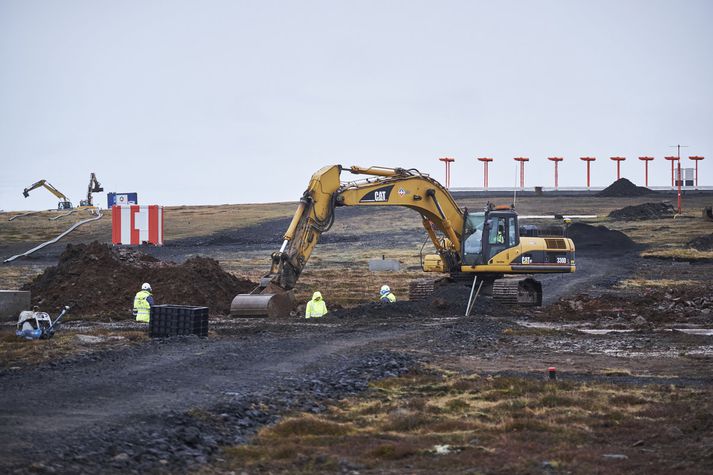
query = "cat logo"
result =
(359, 185, 394, 203)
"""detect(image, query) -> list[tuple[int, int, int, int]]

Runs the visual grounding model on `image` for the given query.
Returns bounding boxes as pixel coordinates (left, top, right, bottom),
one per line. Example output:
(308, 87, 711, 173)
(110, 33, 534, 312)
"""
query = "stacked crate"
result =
(149, 305, 209, 338)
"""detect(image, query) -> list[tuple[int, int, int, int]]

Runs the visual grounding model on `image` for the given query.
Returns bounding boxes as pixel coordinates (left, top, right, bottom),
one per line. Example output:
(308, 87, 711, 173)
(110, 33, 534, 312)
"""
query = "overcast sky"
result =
(1, 0, 711, 211)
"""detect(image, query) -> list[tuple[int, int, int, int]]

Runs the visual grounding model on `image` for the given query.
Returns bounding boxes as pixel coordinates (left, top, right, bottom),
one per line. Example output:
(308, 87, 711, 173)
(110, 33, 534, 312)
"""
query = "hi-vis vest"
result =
(381, 292, 396, 303)
(133, 290, 152, 323)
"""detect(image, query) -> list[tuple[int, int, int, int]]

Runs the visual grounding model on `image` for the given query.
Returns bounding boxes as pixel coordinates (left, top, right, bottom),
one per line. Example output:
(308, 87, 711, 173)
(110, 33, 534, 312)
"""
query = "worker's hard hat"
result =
(142, 283, 152, 291)
(380, 285, 390, 295)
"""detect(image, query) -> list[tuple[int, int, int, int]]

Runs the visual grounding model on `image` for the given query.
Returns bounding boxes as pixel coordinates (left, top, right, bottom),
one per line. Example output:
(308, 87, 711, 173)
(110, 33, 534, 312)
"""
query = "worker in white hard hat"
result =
(305, 291, 328, 318)
(379, 285, 396, 303)
(133, 282, 155, 323)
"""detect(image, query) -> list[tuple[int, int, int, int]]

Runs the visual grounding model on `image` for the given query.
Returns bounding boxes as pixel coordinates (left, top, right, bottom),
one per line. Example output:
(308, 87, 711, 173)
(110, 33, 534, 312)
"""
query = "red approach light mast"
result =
(689, 156, 704, 189)
(579, 157, 596, 190)
(439, 157, 455, 188)
(547, 157, 563, 191)
(513, 157, 529, 190)
(610, 156, 626, 180)
(664, 156, 679, 189)
(638, 156, 654, 187)
(477, 157, 493, 190)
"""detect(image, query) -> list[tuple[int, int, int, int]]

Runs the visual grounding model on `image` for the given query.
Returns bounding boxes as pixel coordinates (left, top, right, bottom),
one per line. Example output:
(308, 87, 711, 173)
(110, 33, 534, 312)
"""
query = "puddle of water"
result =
(667, 328, 713, 336)
(518, 321, 713, 337)
(579, 329, 634, 335)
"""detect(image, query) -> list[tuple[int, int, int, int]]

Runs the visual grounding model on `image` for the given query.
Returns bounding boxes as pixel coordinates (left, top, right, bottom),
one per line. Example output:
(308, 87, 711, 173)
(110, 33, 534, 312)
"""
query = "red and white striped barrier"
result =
(111, 205, 164, 246)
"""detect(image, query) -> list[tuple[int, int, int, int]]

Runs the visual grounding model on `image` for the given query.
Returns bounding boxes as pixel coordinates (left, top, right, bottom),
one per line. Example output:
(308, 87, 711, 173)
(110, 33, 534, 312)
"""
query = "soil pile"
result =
(608, 202, 676, 220)
(21, 242, 256, 319)
(688, 233, 713, 251)
(566, 223, 635, 252)
(596, 178, 652, 197)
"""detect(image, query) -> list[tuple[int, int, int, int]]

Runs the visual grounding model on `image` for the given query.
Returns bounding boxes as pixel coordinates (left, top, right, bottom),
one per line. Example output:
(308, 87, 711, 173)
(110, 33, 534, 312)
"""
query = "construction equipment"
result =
(79, 173, 103, 208)
(16, 306, 70, 340)
(23, 180, 73, 210)
(231, 165, 576, 318)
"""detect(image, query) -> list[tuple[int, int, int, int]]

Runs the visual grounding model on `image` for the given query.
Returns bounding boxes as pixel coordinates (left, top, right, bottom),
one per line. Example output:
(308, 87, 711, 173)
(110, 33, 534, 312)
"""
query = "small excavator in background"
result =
(79, 173, 103, 208)
(230, 165, 577, 318)
(22, 173, 103, 210)
(23, 180, 73, 210)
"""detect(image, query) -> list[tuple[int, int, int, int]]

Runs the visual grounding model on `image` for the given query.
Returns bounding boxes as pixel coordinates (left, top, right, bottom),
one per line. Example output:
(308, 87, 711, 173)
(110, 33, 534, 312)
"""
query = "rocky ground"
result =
(1, 193, 713, 474)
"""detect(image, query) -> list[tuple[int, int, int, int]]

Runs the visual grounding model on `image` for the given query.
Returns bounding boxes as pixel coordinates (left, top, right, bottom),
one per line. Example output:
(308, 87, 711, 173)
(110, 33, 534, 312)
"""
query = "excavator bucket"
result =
(230, 283, 295, 318)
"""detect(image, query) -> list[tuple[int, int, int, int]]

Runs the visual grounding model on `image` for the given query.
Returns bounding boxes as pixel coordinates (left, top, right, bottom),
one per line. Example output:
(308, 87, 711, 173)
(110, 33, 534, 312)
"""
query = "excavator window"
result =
(462, 212, 485, 265)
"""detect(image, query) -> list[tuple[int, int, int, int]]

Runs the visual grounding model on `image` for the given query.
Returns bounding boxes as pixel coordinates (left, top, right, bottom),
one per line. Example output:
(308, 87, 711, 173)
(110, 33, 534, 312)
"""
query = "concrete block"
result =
(0, 290, 31, 321)
(368, 259, 400, 272)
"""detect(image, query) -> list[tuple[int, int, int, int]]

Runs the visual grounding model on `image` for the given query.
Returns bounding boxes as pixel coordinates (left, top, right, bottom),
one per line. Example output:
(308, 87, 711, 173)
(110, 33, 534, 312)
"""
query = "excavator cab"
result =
(461, 209, 519, 266)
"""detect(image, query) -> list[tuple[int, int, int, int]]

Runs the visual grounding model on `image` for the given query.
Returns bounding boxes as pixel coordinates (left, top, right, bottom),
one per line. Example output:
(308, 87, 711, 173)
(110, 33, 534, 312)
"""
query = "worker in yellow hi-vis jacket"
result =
(305, 291, 328, 318)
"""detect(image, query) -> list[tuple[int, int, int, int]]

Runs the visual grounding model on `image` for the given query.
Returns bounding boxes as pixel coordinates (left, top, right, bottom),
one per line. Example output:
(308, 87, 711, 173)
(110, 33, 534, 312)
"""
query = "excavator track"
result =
(492, 277, 542, 306)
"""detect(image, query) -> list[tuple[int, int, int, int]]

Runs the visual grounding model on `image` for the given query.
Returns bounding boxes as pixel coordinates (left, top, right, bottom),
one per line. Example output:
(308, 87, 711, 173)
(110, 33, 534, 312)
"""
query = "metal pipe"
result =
(283, 200, 307, 241)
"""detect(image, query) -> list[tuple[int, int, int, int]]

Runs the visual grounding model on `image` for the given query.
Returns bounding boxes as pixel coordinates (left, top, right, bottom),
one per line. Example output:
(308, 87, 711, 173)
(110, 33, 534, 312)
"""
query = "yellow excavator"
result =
(23, 180, 73, 210)
(230, 165, 576, 317)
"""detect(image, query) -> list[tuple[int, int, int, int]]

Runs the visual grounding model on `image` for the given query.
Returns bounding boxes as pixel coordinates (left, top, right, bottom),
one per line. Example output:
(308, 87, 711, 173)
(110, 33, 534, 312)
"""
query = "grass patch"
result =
(264, 415, 352, 437)
(210, 366, 713, 473)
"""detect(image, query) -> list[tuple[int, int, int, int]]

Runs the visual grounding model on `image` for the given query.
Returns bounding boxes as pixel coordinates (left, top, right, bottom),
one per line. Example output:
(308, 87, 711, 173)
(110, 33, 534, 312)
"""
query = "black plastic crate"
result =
(149, 305, 209, 338)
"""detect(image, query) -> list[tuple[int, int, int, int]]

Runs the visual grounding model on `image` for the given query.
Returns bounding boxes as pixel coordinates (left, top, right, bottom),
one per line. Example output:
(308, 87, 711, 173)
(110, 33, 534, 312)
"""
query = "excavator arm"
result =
(79, 173, 103, 207)
(231, 165, 466, 317)
(22, 180, 73, 209)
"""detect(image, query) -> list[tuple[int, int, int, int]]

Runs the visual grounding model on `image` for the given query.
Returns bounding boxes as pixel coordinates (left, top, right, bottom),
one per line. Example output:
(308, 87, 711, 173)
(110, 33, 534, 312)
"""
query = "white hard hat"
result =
(142, 283, 152, 291)
(380, 285, 390, 295)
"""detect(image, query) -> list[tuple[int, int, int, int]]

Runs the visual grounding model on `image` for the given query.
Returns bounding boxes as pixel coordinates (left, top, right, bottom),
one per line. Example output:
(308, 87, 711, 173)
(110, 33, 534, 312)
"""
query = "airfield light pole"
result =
(547, 157, 563, 191)
(689, 156, 704, 189)
(579, 157, 596, 190)
(638, 157, 654, 187)
(513, 157, 529, 190)
(664, 156, 679, 189)
(677, 161, 682, 214)
(610, 157, 626, 180)
(439, 157, 455, 188)
(477, 157, 493, 190)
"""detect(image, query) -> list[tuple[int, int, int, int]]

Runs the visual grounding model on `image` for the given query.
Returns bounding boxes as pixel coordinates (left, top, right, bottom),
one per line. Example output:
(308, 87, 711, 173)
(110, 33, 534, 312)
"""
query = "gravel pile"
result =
(688, 233, 713, 251)
(608, 202, 676, 220)
(597, 178, 653, 197)
(565, 223, 636, 253)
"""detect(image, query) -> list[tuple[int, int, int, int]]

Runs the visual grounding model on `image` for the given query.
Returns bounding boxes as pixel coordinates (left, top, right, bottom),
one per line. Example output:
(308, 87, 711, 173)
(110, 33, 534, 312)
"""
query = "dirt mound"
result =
(688, 233, 713, 251)
(608, 202, 676, 220)
(21, 242, 256, 319)
(566, 223, 635, 252)
(597, 178, 652, 197)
